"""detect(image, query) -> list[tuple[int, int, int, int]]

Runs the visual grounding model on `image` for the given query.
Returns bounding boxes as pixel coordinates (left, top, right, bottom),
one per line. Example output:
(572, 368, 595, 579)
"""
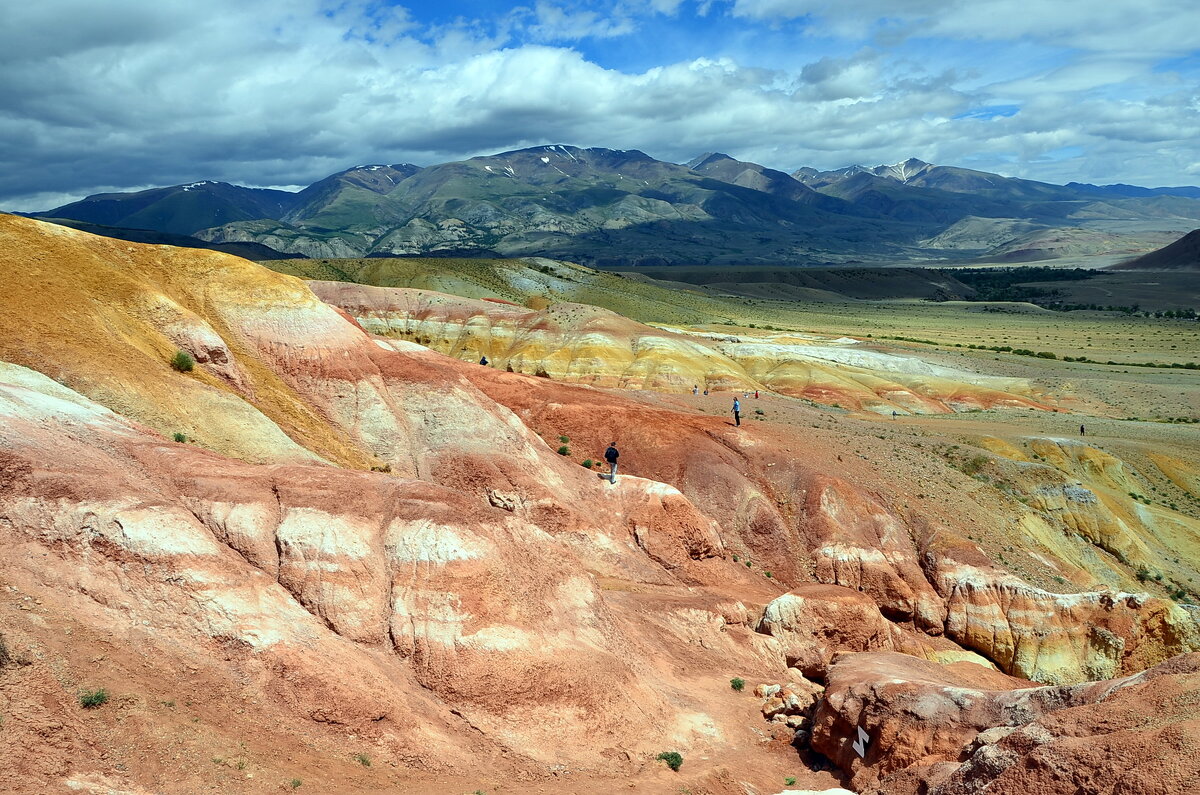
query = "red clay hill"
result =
(0, 213, 1198, 794)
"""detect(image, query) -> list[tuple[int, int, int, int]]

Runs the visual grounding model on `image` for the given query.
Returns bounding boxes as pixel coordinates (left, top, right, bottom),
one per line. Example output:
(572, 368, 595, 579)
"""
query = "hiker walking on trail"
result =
(1080, 424, 1086, 436)
(604, 442, 619, 484)
(693, 385, 698, 395)
(732, 397, 741, 427)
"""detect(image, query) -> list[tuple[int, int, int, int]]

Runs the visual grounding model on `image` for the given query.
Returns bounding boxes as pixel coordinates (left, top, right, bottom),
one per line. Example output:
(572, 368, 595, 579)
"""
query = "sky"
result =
(2, 0, 1198, 210)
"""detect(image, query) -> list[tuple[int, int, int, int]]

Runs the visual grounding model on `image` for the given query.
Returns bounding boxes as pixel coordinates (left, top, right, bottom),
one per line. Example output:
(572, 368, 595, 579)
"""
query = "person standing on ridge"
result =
(732, 397, 741, 426)
(479, 355, 489, 366)
(604, 442, 619, 484)
(693, 385, 698, 395)
(1080, 424, 1086, 436)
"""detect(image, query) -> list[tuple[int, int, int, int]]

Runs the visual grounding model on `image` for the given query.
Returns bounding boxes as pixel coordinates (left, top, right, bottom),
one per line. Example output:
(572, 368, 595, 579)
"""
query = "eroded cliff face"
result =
(809, 651, 1200, 795)
(0, 215, 1197, 793)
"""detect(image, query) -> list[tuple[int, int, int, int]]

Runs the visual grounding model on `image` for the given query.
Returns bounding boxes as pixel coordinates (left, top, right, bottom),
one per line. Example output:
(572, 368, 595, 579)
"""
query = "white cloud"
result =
(0, 0, 1197, 210)
(730, 0, 1198, 55)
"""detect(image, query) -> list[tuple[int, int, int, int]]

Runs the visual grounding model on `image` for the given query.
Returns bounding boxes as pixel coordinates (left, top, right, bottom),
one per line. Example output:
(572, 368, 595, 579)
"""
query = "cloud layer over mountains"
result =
(2, 0, 1198, 211)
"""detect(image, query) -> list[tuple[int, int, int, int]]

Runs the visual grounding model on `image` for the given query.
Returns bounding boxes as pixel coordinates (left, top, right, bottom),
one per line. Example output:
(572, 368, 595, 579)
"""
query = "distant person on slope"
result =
(604, 442, 620, 484)
(479, 355, 489, 366)
(732, 397, 741, 426)
(693, 385, 698, 395)
(1080, 424, 1086, 436)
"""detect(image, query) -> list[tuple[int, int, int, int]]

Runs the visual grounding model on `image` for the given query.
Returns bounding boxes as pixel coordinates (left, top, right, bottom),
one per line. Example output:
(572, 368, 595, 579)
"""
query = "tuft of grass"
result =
(656, 751, 684, 772)
(785, 776, 797, 786)
(78, 688, 108, 709)
(170, 350, 195, 372)
(557, 445, 570, 456)
(172, 432, 187, 443)
(559, 435, 570, 444)
(353, 753, 371, 767)
(0, 633, 9, 668)
(289, 779, 302, 790)
(730, 677, 745, 692)
(581, 459, 594, 468)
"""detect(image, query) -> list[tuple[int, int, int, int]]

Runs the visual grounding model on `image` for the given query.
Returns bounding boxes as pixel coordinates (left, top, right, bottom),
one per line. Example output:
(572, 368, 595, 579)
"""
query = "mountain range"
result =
(28, 146, 1200, 266)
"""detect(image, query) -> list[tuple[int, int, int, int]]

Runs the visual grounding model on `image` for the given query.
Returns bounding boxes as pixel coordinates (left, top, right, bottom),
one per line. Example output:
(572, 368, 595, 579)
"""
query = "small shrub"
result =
(79, 688, 109, 709)
(559, 435, 570, 444)
(353, 753, 371, 767)
(581, 459, 593, 468)
(785, 777, 797, 786)
(764, 571, 773, 579)
(0, 633, 10, 668)
(289, 779, 302, 789)
(170, 350, 195, 372)
(656, 751, 684, 771)
(962, 454, 989, 475)
(755, 409, 764, 415)
(557, 445, 570, 456)
(172, 432, 187, 443)
(730, 677, 745, 692)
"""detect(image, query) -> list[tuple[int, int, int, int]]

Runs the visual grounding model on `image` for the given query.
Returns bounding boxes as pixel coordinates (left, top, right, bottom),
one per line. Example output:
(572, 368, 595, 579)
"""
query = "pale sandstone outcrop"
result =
(312, 280, 1050, 414)
(754, 584, 990, 680)
(920, 521, 1200, 684)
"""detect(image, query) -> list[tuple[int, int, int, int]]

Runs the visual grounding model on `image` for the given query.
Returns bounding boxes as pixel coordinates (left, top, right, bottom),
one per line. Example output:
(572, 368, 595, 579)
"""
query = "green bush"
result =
(170, 350, 195, 372)
(559, 435, 570, 444)
(353, 753, 371, 767)
(172, 432, 187, 443)
(785, 777, 797, 786)
(656, 751, 683, 771)
(79, 688, 109, 709)
(730, 677, 745, 692)
(581, 459, 594, 468)
(289, 780, 302, 790)
(557, 445, 570, 456)
(962, 454, 989, 475)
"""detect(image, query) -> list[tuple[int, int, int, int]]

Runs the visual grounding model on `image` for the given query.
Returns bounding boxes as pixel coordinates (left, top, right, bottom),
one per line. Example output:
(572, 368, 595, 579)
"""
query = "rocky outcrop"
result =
(918, 527, 1200, 683)
(809, 651, 1200, 795)
(754, 585, 990, 680)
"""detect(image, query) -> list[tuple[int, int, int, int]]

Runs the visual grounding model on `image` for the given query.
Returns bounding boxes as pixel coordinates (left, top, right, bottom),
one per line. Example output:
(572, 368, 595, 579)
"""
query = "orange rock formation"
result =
(0, 214, 1197, 793)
